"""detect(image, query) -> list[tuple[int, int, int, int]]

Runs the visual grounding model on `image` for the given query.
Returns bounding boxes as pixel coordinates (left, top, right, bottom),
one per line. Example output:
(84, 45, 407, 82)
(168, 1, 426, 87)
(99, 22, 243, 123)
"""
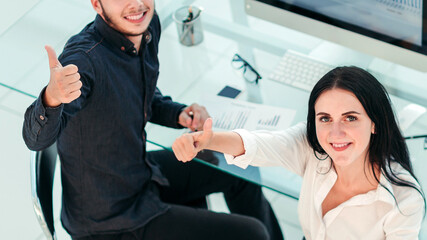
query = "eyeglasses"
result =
(231, 53, 262, 84)
(404, 135, 427, 150)
(404, 134, 427, 140)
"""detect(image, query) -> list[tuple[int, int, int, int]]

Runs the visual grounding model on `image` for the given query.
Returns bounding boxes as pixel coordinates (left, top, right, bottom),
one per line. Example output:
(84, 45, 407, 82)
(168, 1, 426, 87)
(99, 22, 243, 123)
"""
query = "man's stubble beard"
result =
(98, 0, 145, 37)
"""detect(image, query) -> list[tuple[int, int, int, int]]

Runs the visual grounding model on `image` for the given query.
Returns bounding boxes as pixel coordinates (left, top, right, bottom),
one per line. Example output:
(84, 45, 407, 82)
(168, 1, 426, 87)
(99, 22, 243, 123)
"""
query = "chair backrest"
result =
(30, 143, 58, 240)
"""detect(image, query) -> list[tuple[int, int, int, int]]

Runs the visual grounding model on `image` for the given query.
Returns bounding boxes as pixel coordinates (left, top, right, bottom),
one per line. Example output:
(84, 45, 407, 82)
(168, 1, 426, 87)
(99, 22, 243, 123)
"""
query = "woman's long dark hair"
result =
(306, 66, 425, 213)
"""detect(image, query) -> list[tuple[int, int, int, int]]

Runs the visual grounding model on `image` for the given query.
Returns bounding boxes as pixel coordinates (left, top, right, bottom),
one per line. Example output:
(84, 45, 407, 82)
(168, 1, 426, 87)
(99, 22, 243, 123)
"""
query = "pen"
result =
(182, 6, 194, 44)
(185, 6, 193, 22)
(189, 111, 198, 132)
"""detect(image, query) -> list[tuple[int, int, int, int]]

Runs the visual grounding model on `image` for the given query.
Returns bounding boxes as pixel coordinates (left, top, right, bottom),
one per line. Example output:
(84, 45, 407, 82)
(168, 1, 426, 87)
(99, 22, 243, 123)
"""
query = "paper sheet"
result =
(200, 96, 296, 131)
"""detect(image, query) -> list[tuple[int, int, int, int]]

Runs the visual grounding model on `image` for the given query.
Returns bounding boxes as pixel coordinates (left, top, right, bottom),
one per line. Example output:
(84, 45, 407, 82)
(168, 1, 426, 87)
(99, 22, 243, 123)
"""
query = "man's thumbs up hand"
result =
(46, 45, 62, 69)
(43, 45, 82, 107)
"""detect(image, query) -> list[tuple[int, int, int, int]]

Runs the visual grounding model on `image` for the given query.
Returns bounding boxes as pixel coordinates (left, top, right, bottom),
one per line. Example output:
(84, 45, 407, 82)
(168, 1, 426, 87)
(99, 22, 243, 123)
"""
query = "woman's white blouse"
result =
(224, 122, 424, 240)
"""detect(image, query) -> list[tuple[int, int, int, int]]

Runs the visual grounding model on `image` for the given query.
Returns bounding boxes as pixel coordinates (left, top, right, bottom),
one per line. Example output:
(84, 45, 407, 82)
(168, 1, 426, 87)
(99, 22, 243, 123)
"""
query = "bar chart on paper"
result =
(258, 115, 282, 128)
(214, 110, 250, 130)
(200, 96, 296, 131)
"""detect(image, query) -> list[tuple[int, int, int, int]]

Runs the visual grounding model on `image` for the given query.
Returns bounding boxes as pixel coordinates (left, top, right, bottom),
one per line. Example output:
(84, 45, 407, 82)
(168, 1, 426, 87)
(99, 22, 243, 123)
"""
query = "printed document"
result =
(199, 96, 296, 131)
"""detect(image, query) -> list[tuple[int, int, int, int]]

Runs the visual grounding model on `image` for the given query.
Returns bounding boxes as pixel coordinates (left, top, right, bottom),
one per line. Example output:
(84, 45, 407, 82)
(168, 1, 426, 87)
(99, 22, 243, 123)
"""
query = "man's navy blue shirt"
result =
(23, 14, 185, 237)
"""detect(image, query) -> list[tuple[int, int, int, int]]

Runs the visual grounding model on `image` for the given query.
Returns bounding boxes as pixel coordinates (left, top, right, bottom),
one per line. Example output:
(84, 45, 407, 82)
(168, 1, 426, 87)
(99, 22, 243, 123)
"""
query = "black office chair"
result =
(30, 143, 58, 240)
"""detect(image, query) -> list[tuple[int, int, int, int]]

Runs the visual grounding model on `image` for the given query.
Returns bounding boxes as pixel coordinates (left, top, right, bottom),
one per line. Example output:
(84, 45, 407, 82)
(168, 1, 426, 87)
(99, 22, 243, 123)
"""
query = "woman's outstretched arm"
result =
(172, 118, 245, 162)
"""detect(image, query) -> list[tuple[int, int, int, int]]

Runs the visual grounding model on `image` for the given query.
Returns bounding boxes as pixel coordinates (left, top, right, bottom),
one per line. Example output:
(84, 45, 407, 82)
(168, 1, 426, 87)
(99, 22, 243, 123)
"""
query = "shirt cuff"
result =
(224, 129, 257, 169)
(176, 105, 187, 128)
(34, 87, 63, 127)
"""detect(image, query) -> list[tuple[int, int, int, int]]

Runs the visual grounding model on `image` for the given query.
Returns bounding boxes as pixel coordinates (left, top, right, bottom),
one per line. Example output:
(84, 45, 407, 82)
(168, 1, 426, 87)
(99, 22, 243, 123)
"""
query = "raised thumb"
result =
(45, 45, 62, 69)
(195, 118, 213, 148)
(202, 118, 213, 134)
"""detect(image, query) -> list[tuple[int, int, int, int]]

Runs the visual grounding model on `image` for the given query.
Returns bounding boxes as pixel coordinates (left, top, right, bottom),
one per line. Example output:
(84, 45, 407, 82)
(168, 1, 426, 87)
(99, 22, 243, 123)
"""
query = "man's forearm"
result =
(22, 95, 63, 151)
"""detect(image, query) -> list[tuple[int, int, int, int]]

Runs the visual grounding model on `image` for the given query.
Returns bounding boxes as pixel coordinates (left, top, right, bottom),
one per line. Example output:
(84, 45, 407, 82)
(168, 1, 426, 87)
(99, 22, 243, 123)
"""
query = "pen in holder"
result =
(173, 6, 204, 46)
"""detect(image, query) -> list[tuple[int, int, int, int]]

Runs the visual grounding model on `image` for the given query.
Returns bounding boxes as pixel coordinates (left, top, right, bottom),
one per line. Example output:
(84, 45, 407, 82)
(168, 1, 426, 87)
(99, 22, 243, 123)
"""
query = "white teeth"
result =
(126, 13, 144, 20)
(332, 143, 349, 148)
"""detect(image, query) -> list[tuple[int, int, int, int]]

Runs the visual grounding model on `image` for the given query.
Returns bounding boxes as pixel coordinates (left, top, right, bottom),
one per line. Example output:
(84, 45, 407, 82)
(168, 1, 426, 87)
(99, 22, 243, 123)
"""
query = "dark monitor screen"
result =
(246, 0, 427, 71)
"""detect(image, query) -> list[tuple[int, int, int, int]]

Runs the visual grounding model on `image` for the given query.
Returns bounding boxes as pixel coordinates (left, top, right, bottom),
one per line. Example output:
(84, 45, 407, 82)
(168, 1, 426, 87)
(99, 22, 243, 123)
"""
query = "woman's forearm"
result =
(205, 131, 245, 157)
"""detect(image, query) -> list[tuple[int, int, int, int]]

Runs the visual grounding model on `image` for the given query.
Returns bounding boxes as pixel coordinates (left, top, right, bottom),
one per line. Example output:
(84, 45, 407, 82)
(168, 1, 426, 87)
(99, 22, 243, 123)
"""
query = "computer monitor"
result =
(245, 0, 427, 72)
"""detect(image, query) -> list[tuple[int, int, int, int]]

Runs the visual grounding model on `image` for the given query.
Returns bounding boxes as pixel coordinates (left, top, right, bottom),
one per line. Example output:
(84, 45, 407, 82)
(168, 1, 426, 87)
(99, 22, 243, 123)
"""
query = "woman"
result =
(172, 66, 426, 239)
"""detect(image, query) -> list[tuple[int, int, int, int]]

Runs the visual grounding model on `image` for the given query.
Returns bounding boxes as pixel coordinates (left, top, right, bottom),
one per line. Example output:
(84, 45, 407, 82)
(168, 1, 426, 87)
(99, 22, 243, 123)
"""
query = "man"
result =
(23, 0, 283, 239)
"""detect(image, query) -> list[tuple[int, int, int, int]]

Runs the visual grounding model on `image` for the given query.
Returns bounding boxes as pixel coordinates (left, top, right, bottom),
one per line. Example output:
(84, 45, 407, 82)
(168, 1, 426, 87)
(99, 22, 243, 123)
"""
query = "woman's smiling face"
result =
(315, 88, 375, 168)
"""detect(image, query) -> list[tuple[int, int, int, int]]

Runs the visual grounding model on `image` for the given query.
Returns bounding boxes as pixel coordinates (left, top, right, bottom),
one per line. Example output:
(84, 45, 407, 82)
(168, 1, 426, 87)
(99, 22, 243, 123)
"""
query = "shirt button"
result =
(132, 49, 137, 54)
(39, 115, 45, 121)
(121, 46, 125, 51)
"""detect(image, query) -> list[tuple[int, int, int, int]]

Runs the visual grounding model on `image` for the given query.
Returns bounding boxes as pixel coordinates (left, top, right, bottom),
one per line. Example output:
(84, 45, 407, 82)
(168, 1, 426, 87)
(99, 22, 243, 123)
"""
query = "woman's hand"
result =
(172, 118, 213, 162)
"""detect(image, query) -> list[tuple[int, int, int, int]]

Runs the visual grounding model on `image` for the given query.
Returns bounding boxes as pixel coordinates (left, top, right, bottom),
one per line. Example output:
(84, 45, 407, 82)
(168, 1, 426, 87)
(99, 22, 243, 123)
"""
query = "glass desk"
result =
(145, 0, 427, 194)
(146, 19, 427, 198)
(1, 0, 427, 237)
(149, 0, 427, 235)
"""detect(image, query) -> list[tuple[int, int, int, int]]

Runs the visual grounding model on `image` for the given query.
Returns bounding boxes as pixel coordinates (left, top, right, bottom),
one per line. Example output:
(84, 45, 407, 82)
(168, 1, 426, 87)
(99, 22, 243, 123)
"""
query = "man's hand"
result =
(178, 103, 210, 131)
(172, 118, 213, 162)
(43, 45, 82, 107)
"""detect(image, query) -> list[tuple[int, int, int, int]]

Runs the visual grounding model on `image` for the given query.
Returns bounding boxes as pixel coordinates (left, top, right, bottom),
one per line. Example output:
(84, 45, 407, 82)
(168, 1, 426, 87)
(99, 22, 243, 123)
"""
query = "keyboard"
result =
(269, 50, 334, 92)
